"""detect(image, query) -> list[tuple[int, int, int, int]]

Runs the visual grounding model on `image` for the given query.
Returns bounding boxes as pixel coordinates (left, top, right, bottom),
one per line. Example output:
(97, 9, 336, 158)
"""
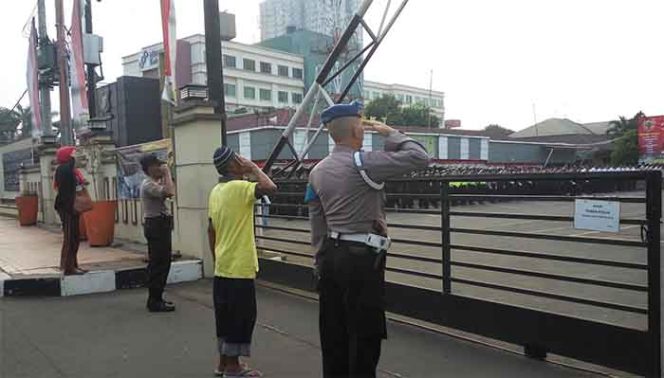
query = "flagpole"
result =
(203, 0, 227, 147)
(56, 0, 73, 145)
(37, 0, 52, 137)
(85, 0, 96, 118)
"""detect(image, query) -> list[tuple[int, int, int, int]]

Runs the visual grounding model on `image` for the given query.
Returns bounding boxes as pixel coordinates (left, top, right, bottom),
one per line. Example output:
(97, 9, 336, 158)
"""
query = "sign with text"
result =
(638, 115, 664, 163)
(573, 199, 620, 233)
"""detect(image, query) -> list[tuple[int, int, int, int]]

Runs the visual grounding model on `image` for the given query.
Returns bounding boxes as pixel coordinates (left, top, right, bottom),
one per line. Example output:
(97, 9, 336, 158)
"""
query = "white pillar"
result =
(239, 131, 252, 160)
(438, 136, 448, 160)
(481, 138, 489, 161)
(460, 137, 470, 160)
(362, 132, 373, 152)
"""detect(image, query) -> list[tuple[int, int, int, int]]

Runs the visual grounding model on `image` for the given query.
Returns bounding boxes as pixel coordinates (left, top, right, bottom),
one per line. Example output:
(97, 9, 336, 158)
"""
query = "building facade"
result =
(122, 35, 306, 112)
(258, 29, 363, 99)
(363, 80, 445, 120)
(259, 0, 362, 47)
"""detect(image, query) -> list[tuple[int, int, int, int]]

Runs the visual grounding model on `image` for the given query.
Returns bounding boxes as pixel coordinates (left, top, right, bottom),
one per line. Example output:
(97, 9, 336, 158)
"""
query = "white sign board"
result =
(573, 199, 620, 233)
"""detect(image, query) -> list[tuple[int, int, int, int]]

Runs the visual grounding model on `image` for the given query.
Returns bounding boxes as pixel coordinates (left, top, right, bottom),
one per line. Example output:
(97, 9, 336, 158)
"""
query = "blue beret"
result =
(321, 100, 363, 124)
(213, 145, 236, 174)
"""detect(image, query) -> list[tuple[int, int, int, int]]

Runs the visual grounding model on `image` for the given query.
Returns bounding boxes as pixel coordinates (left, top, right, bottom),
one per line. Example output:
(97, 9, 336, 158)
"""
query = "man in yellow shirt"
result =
(207, 145, 277, 378)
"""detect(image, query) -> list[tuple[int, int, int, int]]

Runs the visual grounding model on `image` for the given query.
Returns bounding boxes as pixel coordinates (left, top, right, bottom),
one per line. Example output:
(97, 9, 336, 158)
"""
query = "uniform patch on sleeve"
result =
(304, 184, 319, 203)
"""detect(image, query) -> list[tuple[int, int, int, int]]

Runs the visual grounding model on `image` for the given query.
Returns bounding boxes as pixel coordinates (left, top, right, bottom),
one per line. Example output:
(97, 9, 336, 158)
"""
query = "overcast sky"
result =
(2, 0, 662, 131)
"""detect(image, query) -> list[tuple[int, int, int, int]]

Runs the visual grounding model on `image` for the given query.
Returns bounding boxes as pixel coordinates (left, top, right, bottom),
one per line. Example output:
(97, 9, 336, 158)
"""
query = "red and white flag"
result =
(70, 0, 89, 124)
(26, 19, 42, 137)
(160, 0, 177, 105)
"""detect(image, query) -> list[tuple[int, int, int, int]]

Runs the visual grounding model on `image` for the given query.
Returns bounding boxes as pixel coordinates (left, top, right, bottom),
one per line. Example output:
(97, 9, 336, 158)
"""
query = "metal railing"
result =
(255, 171, 662, 376)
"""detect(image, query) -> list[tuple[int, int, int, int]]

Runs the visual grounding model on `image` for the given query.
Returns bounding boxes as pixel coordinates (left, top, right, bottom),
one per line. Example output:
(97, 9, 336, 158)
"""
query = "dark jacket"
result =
(54, 159, 77, 213)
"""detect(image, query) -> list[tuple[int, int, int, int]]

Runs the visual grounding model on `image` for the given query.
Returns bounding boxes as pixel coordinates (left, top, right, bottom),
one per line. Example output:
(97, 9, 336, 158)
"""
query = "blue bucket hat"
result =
(321, 100, 363, 124)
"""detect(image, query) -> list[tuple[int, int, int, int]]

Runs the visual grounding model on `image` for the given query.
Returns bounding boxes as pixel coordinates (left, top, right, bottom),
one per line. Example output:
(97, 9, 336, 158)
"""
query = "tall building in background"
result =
(260, 0, 362, 47)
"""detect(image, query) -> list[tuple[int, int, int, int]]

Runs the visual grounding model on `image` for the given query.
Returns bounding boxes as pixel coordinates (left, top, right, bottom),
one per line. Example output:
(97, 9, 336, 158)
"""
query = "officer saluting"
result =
(306, 101, 429, 377)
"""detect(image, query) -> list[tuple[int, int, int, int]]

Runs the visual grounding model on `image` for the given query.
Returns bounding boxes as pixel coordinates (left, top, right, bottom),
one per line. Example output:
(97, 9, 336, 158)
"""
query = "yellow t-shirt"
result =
(208, 180, 259, 278)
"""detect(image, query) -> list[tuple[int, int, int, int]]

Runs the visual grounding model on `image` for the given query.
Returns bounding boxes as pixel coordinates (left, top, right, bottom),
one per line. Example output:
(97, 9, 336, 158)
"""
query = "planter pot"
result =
(16, 195, 38, 226)
(83, 200, 117, 247)
(79, 216, 88, 241)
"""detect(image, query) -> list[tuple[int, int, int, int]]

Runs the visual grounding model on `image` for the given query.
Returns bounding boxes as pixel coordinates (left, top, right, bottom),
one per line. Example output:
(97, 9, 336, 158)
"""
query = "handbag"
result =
(73, 187, 94, 214)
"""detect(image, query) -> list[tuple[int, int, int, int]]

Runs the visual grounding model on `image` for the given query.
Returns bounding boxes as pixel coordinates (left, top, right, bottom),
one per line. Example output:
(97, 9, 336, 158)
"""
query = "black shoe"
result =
(147, 300, 175, 313)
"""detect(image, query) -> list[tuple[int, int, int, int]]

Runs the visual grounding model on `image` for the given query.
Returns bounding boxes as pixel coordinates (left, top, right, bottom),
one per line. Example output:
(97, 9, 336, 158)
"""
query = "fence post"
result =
(646, 171, 662, 377)
(441, 181, 451, 295)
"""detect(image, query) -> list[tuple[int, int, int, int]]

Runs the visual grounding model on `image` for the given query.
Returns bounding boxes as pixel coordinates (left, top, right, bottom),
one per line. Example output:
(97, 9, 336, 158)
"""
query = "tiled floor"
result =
(0, 217, 145, 277)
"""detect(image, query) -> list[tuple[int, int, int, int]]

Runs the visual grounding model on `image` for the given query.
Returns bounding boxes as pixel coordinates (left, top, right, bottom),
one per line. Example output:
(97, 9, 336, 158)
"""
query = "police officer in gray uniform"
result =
(306, 101, 429, 377)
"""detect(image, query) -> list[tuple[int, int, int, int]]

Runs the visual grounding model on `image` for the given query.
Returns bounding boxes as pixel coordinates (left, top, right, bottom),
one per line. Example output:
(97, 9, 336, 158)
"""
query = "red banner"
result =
(638, 116, 664, 161)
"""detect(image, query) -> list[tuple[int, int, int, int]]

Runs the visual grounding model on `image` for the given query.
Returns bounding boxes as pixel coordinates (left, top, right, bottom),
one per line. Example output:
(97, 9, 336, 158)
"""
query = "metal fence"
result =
(254, 171, 662, 376)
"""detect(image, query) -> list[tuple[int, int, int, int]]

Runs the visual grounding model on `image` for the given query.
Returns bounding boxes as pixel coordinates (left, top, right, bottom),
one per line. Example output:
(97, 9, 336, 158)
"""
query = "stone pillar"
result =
(172, 102, 223, 277)
(78, 133, 117, 201)
(37, 143, 60, 225)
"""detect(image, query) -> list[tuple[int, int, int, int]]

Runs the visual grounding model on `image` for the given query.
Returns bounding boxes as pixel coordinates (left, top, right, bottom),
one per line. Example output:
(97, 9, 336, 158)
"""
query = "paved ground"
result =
(0, 217, 149, 278)
(259, 192, 652, 329)
(0, 280, 598, 378)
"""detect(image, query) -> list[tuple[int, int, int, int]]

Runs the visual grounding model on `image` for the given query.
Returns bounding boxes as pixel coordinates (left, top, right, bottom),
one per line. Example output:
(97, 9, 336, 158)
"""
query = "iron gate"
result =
(254, 171, 661, 376)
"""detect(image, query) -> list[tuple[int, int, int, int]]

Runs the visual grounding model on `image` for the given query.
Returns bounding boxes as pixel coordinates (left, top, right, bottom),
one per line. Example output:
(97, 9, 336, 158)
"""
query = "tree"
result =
(364, 95, 401, 121)
(483, 124, 514, 138)
(365, 95, 440, 127)
(16, 105, 33, 138)
(0, 107, 21, 143)
(610, 129, 639, 166)
(607, 112, 644, 138)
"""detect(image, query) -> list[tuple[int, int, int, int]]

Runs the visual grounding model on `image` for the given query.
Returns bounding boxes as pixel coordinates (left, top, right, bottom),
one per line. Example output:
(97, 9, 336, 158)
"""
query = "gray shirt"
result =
(141, 178, 170, 218)
(308, 130, 429, 262)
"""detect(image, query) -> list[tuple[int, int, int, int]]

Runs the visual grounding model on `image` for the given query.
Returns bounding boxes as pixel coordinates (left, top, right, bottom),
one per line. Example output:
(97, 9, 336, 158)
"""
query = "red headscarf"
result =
(54, 146, 85, 189)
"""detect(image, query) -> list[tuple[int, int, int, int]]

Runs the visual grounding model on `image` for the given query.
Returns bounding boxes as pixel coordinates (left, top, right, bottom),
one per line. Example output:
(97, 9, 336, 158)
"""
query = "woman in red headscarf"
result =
(54, 146, 87, 275)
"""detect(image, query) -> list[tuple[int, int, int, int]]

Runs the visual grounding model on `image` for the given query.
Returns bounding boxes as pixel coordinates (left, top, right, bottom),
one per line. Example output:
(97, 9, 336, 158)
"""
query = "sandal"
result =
(214, 363, 248, 377)
(223, 367, 263, 377)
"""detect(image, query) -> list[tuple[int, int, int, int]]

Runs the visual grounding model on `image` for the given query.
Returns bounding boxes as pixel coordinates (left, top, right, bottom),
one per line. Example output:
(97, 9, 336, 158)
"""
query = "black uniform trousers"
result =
(318, 238, 387, 378)
(144, 215, 173, 302)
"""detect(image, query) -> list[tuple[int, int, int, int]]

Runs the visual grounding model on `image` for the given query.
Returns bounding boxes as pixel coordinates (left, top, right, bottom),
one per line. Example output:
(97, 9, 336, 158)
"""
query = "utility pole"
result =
(37, 0, 52, 137)
(203, 0, 227, 146)
(85, 0, 96, 118)
(55, 0, 73, 145)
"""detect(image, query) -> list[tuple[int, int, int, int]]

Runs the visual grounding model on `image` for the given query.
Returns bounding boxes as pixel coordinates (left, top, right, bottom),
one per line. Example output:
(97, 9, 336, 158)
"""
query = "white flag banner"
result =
(26, 19, 42, 137)
(70, 0, 89, 125)
(160, 0, 177, 105)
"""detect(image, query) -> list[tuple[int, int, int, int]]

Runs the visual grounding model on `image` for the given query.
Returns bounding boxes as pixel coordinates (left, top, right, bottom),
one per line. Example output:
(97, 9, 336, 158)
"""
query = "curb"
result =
(0, 260, 202, 298)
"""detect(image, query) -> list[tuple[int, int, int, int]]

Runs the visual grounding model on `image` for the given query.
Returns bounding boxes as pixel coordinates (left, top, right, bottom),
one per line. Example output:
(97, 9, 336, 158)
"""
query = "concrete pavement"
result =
(0, 280, 599, 378)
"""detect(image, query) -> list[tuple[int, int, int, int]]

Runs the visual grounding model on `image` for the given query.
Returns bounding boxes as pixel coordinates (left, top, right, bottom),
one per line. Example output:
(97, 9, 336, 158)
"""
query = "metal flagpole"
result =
(262, 0, 409, 174)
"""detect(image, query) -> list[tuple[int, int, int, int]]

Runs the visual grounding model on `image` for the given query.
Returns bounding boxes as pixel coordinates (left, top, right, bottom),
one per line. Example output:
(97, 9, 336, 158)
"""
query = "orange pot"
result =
(83, 200, 117, 247)
(79, 216, 87, 241)
(16, 195, 38, 226)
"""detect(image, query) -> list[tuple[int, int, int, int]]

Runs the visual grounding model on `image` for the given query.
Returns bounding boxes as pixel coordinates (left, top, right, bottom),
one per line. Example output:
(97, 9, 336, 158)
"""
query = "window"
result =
(224, 84, 236, 97)
(260, 62, 272, 74)
(244, 86, 256, 99)
(243, 58, 256, 71)
(292, 92, 303, 104)
(223, 55, 236, 68)
(278, 91, 289, 103)
(278, 65, 289, 77)
(292, 68, 303, 79)
(405, 95, 412, 104)
(259, 88, 272, 101)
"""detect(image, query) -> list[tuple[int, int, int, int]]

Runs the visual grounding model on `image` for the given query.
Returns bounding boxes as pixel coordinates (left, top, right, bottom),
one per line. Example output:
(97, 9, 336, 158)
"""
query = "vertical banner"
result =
(160, 0, 177, 105)
(638, 115, 664, 163)
(70, 0, 89, 126)
(26, 19, 42, 137)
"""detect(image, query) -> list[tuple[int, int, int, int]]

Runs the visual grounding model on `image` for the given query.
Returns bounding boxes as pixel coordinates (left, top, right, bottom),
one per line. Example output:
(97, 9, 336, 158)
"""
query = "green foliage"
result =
(483, 124, 514, 137)
(365, 95, 440, 127)
(0, 107, 21, 142)
(610, 129, 639, 166)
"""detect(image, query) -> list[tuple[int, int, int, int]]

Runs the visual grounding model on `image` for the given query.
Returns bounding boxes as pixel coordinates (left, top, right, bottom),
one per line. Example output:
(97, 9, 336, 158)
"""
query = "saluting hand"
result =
(362, 120, 394, 136)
